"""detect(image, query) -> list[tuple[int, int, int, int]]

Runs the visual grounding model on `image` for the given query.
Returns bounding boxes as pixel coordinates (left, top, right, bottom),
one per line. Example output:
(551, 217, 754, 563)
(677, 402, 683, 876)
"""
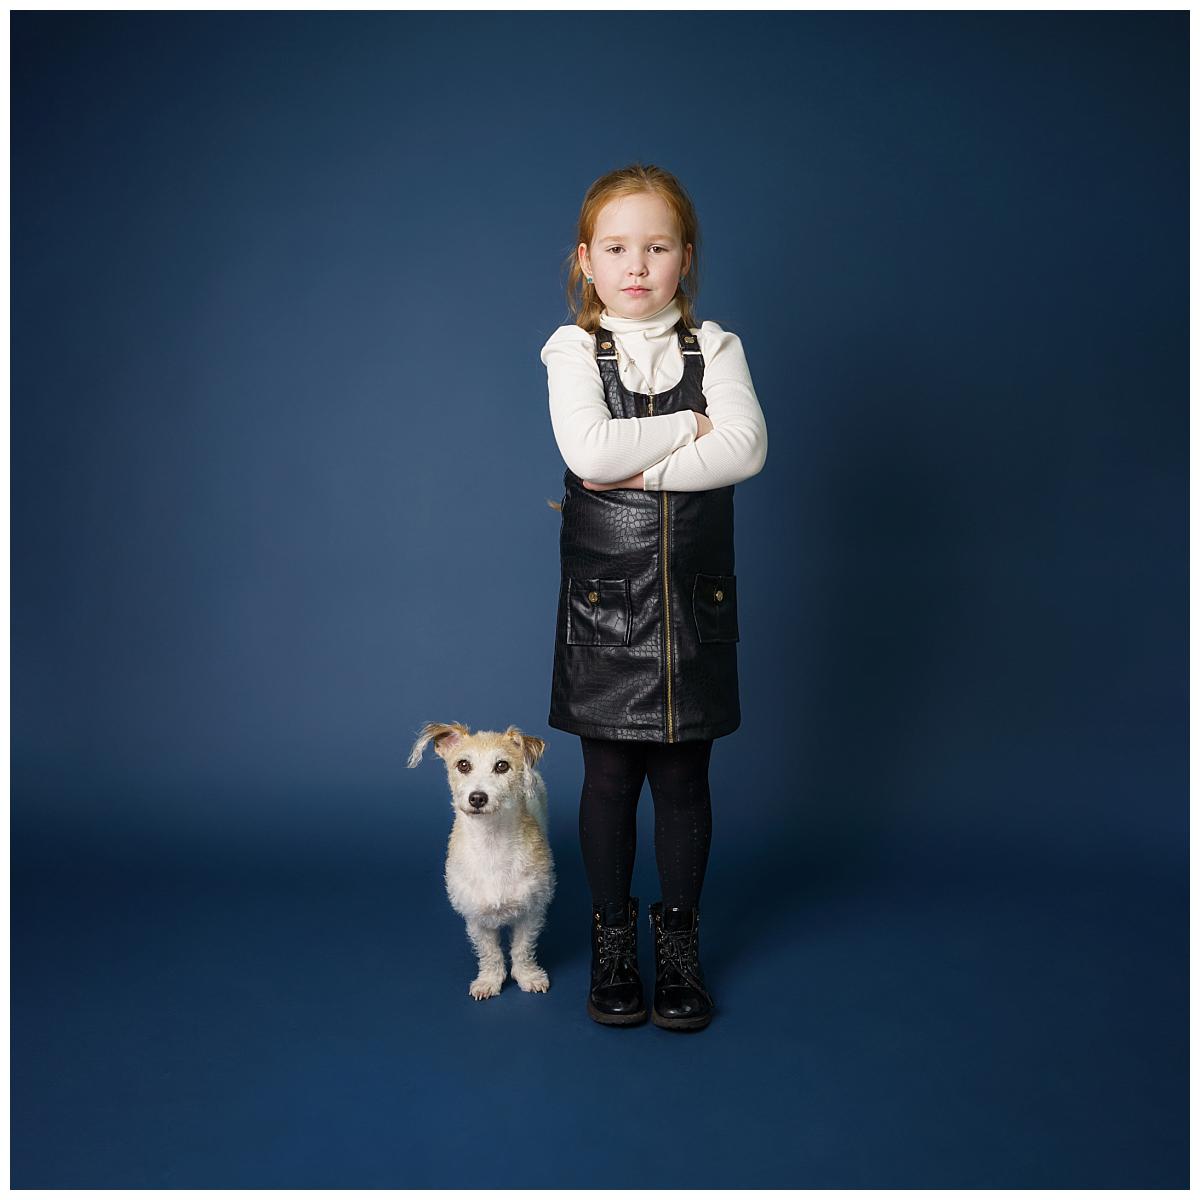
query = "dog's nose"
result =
(468, 792, 488, 810)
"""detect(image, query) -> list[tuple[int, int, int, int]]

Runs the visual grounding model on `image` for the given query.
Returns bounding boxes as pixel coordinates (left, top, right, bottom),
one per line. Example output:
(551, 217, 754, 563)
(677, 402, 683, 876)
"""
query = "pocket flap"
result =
(566, 577, 631, 646)
(692, 573, 739, 644)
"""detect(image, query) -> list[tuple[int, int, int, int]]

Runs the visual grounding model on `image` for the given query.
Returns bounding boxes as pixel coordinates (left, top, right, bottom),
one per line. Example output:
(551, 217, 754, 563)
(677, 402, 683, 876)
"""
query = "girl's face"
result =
(579, 192, 692, 319)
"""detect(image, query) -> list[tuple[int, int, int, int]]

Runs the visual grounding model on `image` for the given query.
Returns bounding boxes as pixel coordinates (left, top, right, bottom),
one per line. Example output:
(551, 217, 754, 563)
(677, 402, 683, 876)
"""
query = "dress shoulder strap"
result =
(676, 319, 703, 357)
(592, 320, 703, 364)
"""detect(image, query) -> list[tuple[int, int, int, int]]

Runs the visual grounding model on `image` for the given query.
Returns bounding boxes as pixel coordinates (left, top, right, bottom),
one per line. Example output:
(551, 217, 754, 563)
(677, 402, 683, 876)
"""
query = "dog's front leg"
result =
(509, 909, 550, 993)
(465, 918, 506, 1000)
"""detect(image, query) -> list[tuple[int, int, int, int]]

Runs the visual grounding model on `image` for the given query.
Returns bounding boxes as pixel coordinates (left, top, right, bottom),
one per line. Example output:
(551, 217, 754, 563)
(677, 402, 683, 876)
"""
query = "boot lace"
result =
(595, 921, 637, 979)
(654, 916, 709, 995)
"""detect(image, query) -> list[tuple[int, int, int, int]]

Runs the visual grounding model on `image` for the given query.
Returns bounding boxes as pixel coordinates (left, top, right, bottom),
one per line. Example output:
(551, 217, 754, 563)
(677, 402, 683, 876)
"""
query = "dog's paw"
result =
(469, 974, 504, 1000)
(513, 966, 550, 993)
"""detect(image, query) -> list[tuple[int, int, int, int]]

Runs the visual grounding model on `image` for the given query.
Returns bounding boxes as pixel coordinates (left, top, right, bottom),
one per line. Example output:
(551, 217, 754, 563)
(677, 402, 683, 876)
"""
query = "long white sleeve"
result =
(641, 322, 768, 492)
(541, 324, 699, 483)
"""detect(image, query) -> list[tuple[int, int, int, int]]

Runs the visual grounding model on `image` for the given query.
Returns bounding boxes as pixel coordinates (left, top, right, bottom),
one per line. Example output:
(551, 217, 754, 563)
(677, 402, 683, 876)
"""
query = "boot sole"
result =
(587, 998, 648, 1026)
(652, 1007, 713, 1031)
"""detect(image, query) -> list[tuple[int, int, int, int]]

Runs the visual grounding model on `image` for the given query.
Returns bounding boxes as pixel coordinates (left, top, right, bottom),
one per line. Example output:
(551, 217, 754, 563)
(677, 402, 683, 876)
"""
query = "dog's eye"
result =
(494, 760, 510, 773)
(456, 760, 471, 773)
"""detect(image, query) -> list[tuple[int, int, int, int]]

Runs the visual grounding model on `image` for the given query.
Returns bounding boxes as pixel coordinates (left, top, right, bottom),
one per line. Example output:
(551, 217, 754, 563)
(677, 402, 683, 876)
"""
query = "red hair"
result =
(559, 163, 702, 333)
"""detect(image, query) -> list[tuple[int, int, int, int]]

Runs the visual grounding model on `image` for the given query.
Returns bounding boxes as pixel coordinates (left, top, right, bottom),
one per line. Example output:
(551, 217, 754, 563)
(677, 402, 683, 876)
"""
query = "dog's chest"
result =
(444, 826, 548, 924)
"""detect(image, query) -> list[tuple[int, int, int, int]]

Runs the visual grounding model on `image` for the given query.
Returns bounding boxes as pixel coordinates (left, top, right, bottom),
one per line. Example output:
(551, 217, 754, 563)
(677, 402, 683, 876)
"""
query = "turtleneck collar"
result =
(599, 295, 682, 337)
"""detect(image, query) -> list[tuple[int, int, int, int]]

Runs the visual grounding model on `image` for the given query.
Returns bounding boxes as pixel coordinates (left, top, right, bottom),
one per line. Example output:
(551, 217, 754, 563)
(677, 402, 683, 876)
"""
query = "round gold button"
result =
(714, 589, 724, 602)
(587, 590, 600, 604)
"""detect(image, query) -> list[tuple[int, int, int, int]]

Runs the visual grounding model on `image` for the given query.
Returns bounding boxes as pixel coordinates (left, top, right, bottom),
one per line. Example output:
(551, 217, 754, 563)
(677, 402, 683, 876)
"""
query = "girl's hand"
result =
(582, 472, 645, 491)
(694, 411, 714, 437)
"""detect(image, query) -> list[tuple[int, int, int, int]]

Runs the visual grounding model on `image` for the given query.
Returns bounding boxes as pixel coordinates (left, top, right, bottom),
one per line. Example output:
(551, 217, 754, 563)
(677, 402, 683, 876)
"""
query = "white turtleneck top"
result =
(539, 296, 768, 491)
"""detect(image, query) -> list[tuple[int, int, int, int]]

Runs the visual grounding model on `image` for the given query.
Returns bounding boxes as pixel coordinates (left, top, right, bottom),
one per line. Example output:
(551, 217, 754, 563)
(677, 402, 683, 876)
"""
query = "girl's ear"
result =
(406, 721, 470, 768)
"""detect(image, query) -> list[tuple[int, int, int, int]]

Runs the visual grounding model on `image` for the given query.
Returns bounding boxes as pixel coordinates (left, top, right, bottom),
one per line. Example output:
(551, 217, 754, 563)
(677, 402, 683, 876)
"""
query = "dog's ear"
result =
(504, 726, 546, 769)
(407, 721, 470, 768)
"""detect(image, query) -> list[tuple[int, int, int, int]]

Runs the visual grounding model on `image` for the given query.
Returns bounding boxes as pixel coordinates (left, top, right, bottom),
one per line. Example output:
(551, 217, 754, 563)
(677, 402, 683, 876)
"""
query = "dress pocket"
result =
(692, 573, 739, 644)
(566, 577, 631, 646)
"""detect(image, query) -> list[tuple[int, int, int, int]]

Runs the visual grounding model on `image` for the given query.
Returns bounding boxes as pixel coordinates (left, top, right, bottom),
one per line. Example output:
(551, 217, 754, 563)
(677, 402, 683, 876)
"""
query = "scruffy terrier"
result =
(407, 721, 555, 1000)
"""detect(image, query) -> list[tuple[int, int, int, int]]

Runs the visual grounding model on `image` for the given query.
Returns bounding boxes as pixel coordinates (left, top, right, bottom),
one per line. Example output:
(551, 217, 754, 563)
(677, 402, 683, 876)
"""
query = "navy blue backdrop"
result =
(11, 9, 1187, 1188)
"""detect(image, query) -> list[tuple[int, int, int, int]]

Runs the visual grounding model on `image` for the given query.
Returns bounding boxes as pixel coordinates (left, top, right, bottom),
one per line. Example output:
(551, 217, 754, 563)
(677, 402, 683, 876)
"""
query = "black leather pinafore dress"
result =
(548, 318, 740, 743)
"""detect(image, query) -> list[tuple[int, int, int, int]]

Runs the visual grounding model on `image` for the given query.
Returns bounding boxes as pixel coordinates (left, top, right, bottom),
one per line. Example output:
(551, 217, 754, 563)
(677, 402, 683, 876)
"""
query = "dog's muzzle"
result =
(468, 791, 489, 811)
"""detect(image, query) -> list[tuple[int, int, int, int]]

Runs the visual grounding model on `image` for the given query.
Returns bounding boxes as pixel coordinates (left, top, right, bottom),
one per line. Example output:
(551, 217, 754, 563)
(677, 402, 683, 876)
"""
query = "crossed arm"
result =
(582, 409, 714, 492)
(542, 321, 768, 493)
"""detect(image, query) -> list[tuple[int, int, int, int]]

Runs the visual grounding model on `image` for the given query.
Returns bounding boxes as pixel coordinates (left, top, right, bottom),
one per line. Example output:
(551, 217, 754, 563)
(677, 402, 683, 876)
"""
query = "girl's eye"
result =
(605, 246, 669, 253)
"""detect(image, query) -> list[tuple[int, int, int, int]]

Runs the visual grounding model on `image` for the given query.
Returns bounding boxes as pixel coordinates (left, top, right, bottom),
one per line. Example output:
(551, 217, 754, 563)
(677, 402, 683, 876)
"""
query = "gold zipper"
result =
(648, 388, 675, 742)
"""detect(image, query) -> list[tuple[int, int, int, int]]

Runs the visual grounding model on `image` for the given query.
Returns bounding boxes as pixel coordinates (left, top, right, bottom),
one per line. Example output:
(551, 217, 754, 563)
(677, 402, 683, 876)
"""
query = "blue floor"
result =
(11, 801, 1187, 1188)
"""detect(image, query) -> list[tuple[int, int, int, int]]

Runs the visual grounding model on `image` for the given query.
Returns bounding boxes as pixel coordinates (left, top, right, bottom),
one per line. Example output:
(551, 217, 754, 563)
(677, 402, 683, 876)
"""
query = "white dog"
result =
(407, 721, 555, 1000)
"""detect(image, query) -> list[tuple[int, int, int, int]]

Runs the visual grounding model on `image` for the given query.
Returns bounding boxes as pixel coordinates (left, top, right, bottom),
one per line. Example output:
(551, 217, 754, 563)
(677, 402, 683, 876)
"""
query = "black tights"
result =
(578, 736, 714, 912)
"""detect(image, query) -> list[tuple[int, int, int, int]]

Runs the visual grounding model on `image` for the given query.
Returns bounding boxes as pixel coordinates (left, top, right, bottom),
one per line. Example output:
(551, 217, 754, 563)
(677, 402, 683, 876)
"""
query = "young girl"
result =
(541, 164, 768, 1030)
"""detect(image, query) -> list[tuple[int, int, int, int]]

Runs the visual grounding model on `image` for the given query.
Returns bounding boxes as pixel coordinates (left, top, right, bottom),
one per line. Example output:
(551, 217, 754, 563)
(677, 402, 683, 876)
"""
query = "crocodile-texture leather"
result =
(549, 319, 740, 742)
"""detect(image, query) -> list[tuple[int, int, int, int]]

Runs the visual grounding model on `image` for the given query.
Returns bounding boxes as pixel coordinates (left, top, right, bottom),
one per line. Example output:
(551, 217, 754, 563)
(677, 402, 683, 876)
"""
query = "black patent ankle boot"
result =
(587, 896, 648, 1026)
(648, 901, 715, 1030)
